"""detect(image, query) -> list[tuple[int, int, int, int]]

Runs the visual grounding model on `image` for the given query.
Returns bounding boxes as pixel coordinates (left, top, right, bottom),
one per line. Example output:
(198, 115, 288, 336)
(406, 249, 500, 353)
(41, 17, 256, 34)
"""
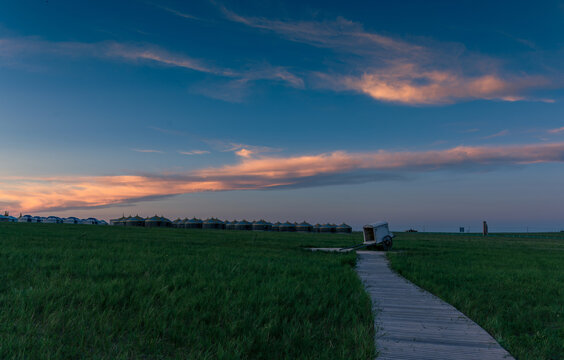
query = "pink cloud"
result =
(218, 6, 551, 105)
(178, 150, 210, 155)
(482, 130, 509, 139)
(340, 65, 546, 105)
(548, 126, 564, 134)
(2, 142, 564, 212)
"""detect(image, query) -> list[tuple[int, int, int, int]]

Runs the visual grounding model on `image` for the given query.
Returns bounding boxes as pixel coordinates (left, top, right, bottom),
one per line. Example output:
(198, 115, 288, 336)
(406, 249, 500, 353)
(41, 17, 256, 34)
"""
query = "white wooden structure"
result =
(363, 221, 394, 250)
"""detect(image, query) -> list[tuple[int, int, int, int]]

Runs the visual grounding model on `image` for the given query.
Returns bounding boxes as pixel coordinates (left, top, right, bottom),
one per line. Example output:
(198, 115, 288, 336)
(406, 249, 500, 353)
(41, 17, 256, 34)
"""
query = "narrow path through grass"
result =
(388, 233, 564, 360)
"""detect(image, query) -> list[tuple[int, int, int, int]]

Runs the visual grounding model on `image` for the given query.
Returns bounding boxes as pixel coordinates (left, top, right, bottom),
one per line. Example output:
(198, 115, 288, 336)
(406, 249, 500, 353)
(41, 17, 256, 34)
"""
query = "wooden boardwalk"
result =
(356, 251, 514, 360)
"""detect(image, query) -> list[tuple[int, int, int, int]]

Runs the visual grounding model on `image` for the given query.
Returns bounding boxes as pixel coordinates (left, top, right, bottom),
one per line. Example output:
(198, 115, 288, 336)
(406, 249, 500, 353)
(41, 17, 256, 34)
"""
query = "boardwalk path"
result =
(356, 251, 514, 360)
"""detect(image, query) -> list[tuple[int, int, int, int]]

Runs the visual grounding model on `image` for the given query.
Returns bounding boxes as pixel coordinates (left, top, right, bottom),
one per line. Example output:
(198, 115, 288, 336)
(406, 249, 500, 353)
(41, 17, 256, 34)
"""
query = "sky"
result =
(1, 0, 564, 231)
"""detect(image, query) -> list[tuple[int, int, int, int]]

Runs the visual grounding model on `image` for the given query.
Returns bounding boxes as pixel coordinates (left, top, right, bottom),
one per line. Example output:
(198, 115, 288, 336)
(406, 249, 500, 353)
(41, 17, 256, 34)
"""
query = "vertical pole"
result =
(483, 221, 488, 236)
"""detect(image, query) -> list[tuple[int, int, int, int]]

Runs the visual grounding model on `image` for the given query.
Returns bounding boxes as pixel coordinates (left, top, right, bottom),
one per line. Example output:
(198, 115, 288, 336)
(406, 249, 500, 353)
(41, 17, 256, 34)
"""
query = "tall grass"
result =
(0, 224, 374, 359)
(388, 232, 564, 360)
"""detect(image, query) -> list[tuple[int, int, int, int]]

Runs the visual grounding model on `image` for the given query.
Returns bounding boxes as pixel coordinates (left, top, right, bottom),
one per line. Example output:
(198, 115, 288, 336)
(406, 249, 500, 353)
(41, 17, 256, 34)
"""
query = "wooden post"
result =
(483, 221, 488, 236)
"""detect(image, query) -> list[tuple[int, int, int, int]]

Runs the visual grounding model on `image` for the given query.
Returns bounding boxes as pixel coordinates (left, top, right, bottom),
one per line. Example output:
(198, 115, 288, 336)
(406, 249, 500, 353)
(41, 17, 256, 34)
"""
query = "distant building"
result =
(279, 222, 296, 232)
(18, 215, 33, 223)
(296, 221, 313, 232)
(125, 215, 145, 227)
(159, 217, 172, 228)
(110, 216, 128, 226)
(336, 223, 352, 234)
(184, 218, 203, 229)
(44, 216, 62, 224)
(81, 218, 99, 225)
(63, 217, 80, 224)
(319, 224, 336, 233)
(235, 220, 252, 231)
(252, 220, 272, 231)
(145, 216, 162, 228)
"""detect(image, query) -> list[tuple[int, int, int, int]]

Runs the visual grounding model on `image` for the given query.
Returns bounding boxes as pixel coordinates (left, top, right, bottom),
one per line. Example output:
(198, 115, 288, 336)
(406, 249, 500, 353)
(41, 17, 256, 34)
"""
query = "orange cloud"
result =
(2, 143, 564, 213)
(341, 64, 545, 105)
(217, 6, 552, 105)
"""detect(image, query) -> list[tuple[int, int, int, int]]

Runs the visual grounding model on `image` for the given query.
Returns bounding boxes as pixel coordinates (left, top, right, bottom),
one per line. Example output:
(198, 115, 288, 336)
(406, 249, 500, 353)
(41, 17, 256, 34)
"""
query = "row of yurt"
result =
(15, 215, 106, 225)
(110, 215, 172, 227)
(108, 215, 352, 233)
(0, 215, 18, 222)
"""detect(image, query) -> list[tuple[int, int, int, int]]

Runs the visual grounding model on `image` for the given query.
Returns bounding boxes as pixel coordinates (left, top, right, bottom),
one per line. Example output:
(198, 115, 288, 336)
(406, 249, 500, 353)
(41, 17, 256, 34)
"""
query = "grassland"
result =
(389, 232, 564, 360)
(0, 223, 374, 360)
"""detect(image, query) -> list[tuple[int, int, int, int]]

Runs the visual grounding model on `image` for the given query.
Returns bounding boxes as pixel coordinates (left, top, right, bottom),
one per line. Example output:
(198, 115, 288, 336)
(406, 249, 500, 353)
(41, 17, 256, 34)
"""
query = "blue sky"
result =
(1, 0, 563, 231)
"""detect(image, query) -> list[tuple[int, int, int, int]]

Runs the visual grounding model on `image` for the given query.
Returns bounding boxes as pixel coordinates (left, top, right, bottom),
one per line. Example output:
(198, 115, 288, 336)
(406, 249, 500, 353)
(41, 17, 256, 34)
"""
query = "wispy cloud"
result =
(132, 148, 164, 153)
(548, 126, 564, 134)
(151, 3, 202, 21)
(0, 36, 303, 97)
(3, 142, 564, 212)
(218, 5, 551, 105)
(482, 129, 509, 139)
(178, 150, 210, 155)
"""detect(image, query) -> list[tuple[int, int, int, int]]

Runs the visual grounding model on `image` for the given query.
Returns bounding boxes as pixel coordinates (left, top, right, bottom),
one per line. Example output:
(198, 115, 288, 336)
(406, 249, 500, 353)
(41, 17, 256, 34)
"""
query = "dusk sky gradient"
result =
(1, 0, 563, 231)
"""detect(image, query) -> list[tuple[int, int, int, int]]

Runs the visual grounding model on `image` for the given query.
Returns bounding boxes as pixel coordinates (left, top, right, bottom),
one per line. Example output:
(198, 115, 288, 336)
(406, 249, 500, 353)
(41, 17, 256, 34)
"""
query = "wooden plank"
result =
(356, 251, 514, 360)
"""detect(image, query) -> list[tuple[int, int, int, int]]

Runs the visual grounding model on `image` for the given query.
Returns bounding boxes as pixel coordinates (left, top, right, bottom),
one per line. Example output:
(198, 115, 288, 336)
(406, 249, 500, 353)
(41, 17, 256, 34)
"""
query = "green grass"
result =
(0, 223, 374, 360)
(388, 232, 564, 360)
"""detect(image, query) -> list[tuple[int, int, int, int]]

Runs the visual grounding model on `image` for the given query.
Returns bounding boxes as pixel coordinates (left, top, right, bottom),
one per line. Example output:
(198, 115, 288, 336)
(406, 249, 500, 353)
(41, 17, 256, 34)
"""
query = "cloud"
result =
(178, 150, 210, 155)
(2, 142, 564, 212)
(217, 7, 419, 55)
(339, 67, 545, 105)
(0, 36, 303, 94)
(218, 5, 551, 105)
(482, 129, 509, 139)
(151, 3, 202, 21)
(235, 148, 254, 158)
(548, 126, 564, 134)
(132, 149, 164, 153)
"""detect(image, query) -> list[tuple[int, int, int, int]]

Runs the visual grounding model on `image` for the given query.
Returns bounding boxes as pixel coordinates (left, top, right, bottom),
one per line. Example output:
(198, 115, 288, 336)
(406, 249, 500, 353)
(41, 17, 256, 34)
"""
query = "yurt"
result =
(185, 218, 203, 229)
(313, 224, 321, 233)
(319, 224, 334, 233)
(235, 220, 252, 231)
(82, 218, 99, 225)
(44, 216, 62, 224)
(64, 217, 80, 224)
(296, 221, 313, 232)
(272, 222, 281, 231)
(215, 219, 225, 230)
(336, 223, 353, 234)
(145, 216, 161, 228)
(172, 218, 183, 228)
(202, 218, 217, 229)
(279, 221, 297, 232)
(226, 220, 237, 230)
(0, 215, 9, 222)
(125, 215, 145, 227)
(18, 215, 33, 223)
(252, 220, 272, 231)
(98, 220, 108, 225)
(110, 216, 126, 226)
(159, 217, 172, 227)
(180, 218, 190, 229)
(8, 216, 17, 222)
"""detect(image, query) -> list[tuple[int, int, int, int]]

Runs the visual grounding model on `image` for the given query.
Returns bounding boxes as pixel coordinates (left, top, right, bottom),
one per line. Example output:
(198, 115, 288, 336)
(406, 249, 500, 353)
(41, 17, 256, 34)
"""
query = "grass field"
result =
(388, 232, 564, 360)
(0, 223, 374, 359)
